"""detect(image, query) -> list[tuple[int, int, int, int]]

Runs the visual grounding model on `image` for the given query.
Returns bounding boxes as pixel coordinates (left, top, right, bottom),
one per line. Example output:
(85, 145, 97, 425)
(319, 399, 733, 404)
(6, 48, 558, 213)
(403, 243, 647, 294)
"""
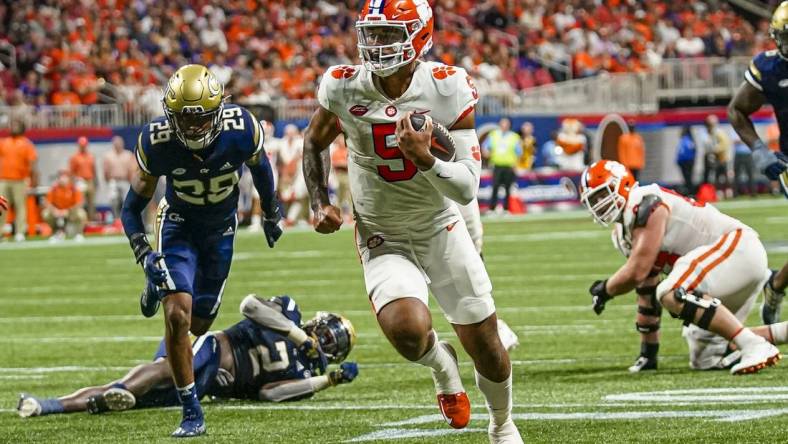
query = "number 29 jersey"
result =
(134, 104, 264, 222)
(317, 62, 479, 235)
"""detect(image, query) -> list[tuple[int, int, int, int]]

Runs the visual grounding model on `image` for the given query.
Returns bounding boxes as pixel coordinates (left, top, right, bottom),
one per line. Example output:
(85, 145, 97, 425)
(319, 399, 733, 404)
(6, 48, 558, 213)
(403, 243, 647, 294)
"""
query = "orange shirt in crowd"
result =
(617, 132, 646, 170)
(47, 182, 83, 210)
(0, 135, 37, 181)
(70, 151, 95, 180)
(51, 90, 82, 106)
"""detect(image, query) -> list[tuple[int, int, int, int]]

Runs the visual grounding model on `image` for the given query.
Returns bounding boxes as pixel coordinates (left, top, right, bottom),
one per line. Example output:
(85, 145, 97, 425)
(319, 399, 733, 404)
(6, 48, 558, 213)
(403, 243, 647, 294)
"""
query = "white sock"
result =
(415, 332, 463, 394)
(769, 322, 788, 344)
(733, 328, 762, 350)
(250, 214, 261, 226)
(475, 369, 512, 427)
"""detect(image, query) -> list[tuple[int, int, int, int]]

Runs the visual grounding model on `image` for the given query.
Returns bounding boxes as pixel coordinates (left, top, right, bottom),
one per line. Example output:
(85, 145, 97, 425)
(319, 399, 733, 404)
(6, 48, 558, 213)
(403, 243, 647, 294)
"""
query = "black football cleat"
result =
(140, 283, 161, 318)
(628, 355, 657, 373)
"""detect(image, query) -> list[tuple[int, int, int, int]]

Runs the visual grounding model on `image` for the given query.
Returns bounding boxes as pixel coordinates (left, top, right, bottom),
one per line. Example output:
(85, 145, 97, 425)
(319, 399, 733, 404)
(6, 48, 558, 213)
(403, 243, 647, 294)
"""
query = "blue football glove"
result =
(752, 140, 788, 180)
(143, 252, 167, 286)
(300, 336, 328, 374)
(263, 215, 283, 248)
(328, 362, 358, 385)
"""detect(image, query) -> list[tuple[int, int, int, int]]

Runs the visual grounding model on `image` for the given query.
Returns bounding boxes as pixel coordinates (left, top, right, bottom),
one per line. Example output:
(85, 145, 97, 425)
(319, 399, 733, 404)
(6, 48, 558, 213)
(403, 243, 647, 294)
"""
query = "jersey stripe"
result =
(686, 229, 742, 291)
(744, 70, 763, 91)
(135, 133, 153, 175)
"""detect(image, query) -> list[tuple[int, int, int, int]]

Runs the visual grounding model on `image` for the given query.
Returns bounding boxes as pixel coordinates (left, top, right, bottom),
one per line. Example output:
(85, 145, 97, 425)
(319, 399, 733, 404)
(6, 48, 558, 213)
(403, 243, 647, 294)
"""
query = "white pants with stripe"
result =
(656, 228, 769, 369)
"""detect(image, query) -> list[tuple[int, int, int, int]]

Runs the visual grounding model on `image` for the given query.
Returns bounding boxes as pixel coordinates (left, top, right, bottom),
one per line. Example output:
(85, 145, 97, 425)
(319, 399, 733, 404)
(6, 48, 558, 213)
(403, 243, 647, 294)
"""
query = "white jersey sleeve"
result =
(317, 65, 362, 114)
(423, 63, 479, 127)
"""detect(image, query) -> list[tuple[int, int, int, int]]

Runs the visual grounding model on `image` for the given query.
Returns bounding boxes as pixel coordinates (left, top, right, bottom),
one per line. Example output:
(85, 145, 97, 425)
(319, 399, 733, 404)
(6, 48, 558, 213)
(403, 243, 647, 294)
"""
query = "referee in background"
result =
(483, 118, 522, 213)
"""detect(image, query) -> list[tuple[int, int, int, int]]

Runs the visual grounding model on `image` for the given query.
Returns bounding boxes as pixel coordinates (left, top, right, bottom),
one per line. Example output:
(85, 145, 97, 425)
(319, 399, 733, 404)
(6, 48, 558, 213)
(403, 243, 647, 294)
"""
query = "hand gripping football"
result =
(410, 113, 456, 162)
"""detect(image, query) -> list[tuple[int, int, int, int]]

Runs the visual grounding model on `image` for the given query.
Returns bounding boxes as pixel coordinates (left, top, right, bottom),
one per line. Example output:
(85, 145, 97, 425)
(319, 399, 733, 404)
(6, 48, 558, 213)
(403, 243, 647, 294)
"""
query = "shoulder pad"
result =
(634, 194, 664, 229)
(326, 65, 361, 82)
(236, 106, 264, 157)
(430, 63, 465, 97)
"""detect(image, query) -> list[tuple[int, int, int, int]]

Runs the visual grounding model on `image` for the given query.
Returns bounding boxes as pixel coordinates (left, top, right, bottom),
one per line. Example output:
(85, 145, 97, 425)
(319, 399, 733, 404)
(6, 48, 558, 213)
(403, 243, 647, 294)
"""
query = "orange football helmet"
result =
(356, 0, 434, 77)
(580, 160, 637, 226)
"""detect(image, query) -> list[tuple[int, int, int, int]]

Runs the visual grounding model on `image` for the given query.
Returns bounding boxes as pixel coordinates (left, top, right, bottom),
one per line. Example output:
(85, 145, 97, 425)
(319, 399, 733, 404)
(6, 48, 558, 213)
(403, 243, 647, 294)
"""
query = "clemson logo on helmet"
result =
(331, 66, 357, 79)
(432, 66, 457, 80)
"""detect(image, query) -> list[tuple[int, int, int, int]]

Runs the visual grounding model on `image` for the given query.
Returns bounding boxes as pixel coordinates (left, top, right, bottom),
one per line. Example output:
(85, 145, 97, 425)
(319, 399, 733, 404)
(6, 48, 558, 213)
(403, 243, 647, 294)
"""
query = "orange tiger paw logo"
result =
(331, 66, 357, 79)
(432, 66, 457, 80)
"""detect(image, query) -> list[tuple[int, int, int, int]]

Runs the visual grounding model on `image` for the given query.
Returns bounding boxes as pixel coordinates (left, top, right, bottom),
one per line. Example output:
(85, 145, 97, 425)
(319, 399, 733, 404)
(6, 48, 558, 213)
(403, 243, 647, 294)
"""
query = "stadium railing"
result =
(0, 57, 753, 128)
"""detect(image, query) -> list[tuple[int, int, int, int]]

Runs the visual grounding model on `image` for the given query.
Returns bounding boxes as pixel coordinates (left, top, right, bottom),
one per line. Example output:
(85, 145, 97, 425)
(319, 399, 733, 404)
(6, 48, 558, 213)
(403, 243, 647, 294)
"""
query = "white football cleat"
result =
(497, 319, 520, 351)
(731, 339, 781, 375)
(488, 418, 523, 444)
(17, 394, 42, 418)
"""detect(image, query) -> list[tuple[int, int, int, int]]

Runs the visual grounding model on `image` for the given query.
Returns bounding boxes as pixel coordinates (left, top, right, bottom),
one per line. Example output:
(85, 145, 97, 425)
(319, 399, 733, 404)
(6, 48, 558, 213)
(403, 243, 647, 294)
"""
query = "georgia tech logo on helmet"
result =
(207, 76, 221, 96)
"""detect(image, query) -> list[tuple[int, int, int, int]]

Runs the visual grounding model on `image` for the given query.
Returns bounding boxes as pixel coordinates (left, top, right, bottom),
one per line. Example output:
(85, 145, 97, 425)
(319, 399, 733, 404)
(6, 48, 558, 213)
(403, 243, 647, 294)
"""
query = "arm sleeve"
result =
(240, 295, 309, 346)
(745, 56, 764, 91)
(258, 376, 330, 402)
(120, 187, 152, 237)
(420, 128, 481, 205)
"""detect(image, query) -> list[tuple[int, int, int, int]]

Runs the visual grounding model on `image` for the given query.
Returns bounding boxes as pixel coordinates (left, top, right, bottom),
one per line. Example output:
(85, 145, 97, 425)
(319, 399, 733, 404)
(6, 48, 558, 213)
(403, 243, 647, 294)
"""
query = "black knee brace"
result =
(673, 288, 720, 329)
(635, 286, 662, 333)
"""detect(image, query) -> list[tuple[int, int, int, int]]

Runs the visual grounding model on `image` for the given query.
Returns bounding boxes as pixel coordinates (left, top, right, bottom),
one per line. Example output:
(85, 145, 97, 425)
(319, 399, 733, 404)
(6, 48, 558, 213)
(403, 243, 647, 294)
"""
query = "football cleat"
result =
(628, 355, 657, 373)
(17, 394, 42, 418)
(488, 418, 524, 444)
(433, 341, 470, 429)
(731, 340, 781, 375)
(87, 388, 136, 414)
(761, 271, 785, 325)
(172, 414, 206, 438)
(437, 392, 471, 430)
(140, 282, 161, 318)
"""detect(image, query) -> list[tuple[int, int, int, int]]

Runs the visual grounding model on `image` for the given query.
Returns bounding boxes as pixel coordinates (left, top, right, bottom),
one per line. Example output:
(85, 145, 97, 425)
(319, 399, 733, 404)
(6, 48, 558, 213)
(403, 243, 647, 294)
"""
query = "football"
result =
(409, 113, 456, 162)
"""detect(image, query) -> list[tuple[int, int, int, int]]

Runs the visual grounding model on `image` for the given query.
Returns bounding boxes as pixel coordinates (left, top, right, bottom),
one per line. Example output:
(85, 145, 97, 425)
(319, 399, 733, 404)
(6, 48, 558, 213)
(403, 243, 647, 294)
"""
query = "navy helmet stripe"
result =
(369, 0, 385, 14)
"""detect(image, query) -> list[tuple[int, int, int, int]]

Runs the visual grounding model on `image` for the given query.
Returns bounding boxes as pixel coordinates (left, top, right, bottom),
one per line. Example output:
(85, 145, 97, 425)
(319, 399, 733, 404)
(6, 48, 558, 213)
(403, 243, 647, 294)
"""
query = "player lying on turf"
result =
(728, 2, 788, 326)
(17, 295, 357, 418)
(581, 160, 781, 375)
(607, 224, 788, 373)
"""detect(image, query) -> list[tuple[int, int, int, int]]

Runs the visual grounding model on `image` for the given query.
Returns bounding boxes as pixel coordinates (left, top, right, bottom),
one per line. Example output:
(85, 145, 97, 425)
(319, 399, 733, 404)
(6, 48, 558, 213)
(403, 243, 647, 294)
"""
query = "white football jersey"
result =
(317, 61, 479, 235)
(617, 184, 749, 269)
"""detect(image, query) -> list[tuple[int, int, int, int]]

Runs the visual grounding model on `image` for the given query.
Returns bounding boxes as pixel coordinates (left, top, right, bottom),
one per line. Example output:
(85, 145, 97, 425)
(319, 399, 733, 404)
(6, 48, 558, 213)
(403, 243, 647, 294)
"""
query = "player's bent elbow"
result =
(455, 191, 475, 206)
(632, 263, 654, 284)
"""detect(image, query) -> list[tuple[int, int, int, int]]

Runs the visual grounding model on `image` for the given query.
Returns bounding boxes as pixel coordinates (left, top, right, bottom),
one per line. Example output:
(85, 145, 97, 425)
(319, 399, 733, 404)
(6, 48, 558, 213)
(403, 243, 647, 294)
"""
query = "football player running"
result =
(302, 1, 521, 442)
(582, 160, 781, 374)
(728, 1, 788, 325)
(18, 295, 358, 417)
(120, 65, 282, 437)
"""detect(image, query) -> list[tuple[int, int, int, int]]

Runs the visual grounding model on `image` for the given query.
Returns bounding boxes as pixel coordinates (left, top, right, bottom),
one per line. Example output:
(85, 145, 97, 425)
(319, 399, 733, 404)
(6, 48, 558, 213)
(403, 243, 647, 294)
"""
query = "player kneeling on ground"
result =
(581, 160, 781, 375)
(17, 295, 357, 417)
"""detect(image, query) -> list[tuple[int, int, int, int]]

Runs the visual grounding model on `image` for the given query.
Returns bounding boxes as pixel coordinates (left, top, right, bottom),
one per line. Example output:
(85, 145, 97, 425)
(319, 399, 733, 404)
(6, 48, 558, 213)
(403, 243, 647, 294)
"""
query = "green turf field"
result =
(1, 198, 787, 443)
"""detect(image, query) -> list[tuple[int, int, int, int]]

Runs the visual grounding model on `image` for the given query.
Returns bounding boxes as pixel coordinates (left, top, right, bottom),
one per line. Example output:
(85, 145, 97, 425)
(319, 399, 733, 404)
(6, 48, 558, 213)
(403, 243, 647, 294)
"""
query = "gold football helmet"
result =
(162, 64, 225, 150)
(771, 2, 788, 58)
(303, 312, 357, 364)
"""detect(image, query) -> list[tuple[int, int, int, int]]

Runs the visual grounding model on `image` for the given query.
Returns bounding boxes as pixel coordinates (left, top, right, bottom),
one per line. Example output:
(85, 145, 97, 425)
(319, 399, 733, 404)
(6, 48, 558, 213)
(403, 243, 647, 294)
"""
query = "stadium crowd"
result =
(0, 0, 773, 112)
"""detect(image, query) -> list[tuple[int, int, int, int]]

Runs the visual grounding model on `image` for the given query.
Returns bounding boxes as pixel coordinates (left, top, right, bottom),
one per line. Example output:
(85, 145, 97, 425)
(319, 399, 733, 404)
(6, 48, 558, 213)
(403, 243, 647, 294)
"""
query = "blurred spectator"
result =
(0, 121, 37, 242)
(483, 118, 522, 213)
(536, 130, 560, 169)
(617, 121, 646, 181)
(517, 122, 536, 170)
(103, 136, 134, 221)
(69, 137, 97, 221)
(675, 125, 697, 196)
(0, 0, 768, 110)
(675, 28, 706, 57)
(701, 115, 732, 197)
(330, 134, 352, 221)
(43, 170, 86, 242)
(0, 195, 7, 217)
(732, 129, 756, 197)
(277, 125, 308, 225)
(766, 121, 780, 152)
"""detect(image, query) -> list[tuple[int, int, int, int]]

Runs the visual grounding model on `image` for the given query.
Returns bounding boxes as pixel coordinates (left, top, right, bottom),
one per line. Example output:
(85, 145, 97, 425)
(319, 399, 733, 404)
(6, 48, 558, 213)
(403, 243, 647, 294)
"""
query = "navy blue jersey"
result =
(134, 104, 264, 221)
(220, 296, 322, 400)
(746, 50, 788, 155)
